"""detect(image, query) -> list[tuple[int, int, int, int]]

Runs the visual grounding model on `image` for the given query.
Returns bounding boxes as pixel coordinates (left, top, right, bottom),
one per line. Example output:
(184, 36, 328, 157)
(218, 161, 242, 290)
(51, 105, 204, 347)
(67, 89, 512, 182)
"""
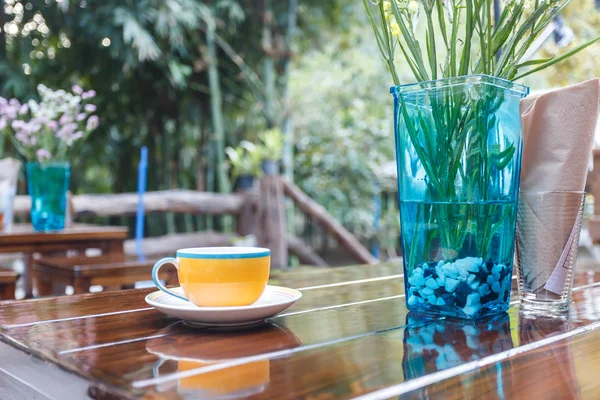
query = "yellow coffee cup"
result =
(152, 247, 270, 307)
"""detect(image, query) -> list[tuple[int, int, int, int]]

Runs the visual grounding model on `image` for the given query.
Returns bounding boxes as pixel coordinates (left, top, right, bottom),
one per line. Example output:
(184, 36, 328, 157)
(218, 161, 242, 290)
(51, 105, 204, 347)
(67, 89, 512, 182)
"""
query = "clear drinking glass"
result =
(515, 191, 585, 314)
(0, 184, 16, 231)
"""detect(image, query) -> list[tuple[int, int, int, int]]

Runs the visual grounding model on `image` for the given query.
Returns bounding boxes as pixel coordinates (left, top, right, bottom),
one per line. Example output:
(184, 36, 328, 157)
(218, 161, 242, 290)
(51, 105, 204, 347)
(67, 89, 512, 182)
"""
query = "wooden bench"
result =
(0, 268, 19, 300)
(33, 254, 178, 296)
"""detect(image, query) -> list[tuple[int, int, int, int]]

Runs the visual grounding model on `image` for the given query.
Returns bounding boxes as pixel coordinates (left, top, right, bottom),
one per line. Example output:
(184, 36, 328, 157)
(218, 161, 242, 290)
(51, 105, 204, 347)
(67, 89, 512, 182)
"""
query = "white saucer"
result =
(145, 285, 302, 327)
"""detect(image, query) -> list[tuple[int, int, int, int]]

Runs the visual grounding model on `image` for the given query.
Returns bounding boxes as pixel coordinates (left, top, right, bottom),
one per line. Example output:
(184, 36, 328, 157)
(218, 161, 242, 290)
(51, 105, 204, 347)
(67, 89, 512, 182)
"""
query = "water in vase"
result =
(400, 200, 517, 318)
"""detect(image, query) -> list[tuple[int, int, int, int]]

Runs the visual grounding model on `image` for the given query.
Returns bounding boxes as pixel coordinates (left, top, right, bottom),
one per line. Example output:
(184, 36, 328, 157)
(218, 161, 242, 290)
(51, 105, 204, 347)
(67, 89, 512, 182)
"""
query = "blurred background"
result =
(0, 0, 598, 266)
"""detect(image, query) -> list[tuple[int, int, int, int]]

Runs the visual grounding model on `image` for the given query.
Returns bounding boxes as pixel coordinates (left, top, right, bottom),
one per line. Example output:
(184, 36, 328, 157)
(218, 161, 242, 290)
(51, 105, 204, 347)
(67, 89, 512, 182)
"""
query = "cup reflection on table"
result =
(176, 359, 270, 398)
(147, 322, 302, 399)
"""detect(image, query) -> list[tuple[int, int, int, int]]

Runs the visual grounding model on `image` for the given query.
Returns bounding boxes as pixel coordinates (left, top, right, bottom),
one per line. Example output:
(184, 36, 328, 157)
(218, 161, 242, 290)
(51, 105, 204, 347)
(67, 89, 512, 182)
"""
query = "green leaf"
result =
(516, 56, 555, 69)
(436, 0, 449, 50)
(491, 144, 515, 170)
(515, 35, 600, 80)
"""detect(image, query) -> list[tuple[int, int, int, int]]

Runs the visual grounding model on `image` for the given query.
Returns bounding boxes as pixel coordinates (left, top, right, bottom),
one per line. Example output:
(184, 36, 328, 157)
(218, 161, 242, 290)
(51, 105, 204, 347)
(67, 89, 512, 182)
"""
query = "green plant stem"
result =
(459, 0, 474, 75)
(425, 8, 438, 79)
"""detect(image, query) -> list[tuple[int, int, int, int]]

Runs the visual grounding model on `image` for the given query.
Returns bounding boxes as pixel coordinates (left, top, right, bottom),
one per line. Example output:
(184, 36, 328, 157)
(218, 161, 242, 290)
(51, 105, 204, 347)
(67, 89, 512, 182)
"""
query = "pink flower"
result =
(4, 105, 18, 119)
(82, 90, 96, 99)
(18, 104, 28, 115)
(0, 119, 5, 130)
(71, 85, 83, 95)
(84, 104, 97, 113)
(36, 149, 51, 162)
(57, 122, 77, 139)
(59, 114, 72, 125)
(15, 132, 28, 143)
(66, 131, 84, 146)
(86, 115, 99, 130)
(76, 113, 87, 121)
(46, 120, 58, 131)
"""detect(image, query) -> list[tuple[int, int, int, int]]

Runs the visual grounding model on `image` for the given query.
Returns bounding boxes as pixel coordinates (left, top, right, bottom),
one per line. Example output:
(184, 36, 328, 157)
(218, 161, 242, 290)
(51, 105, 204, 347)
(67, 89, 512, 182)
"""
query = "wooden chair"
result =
(33, 254, 178, 296)
(0, 268, 19, 300)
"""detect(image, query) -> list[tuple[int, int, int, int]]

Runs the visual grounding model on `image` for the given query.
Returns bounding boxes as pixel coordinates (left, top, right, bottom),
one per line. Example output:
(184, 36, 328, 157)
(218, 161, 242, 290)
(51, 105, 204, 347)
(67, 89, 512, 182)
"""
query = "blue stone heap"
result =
(406, 257, 512, 317)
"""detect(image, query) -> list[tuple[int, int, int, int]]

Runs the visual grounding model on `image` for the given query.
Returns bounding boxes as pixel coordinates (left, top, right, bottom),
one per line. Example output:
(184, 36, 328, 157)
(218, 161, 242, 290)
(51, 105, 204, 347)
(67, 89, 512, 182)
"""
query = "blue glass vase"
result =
(391, 75, 529, 318)
(26, 162, 70, 232)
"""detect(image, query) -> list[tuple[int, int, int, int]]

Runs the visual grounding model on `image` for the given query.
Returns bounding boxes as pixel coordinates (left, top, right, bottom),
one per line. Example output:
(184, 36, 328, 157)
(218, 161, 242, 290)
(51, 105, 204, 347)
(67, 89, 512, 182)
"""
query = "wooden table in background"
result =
(0, 224, 128, 298)
(34, 254, 177, 296)
(1, 262, 600, 399)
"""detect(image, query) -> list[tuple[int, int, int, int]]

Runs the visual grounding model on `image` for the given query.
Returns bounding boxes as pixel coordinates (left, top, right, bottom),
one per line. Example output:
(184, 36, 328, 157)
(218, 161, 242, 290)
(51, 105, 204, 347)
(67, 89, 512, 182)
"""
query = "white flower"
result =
(37, 84, 48, 95)
(409, 1, 420, 14)
(0, 119, 6, 130)
(18, 104, 28, 115)
(71, 85, 83, 95)
(84, 104, 97, 113)
(28, 100, 39, 114)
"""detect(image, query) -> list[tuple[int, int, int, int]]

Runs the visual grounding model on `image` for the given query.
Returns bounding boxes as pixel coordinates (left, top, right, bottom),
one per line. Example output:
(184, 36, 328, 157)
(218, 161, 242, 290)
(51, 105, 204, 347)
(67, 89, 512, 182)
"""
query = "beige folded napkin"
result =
(518, 78, 600, 295)
(520, 78, 600, 192)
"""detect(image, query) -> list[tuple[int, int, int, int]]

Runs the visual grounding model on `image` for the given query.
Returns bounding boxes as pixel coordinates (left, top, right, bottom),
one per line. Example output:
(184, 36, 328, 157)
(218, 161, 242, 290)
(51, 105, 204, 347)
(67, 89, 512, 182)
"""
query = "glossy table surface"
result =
(1, 261, 600, 399)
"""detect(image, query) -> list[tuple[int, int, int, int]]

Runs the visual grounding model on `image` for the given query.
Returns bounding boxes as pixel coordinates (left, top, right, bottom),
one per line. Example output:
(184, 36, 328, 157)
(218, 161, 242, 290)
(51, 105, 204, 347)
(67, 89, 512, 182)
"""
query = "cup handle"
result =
(152, 257, 188, 302)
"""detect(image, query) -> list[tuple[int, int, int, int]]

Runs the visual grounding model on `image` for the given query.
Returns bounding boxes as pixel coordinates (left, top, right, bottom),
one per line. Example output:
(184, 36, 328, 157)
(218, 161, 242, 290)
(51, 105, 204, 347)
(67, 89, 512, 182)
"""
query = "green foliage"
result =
(292, 21, 396, 239)
(375, 205, 401, 256)
(364, 0, 599, 85)
(225, 141, 262, 178)
(536, 0, 600, 88)
(259, 128, 283, 161)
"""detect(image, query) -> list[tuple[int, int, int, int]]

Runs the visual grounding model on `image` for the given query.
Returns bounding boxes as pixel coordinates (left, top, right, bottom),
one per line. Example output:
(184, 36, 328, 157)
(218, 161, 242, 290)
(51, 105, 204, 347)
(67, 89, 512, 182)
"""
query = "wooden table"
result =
(0, 268, 19, 300)
(0, 223, 128, 297)
(1, 261, 600, 399)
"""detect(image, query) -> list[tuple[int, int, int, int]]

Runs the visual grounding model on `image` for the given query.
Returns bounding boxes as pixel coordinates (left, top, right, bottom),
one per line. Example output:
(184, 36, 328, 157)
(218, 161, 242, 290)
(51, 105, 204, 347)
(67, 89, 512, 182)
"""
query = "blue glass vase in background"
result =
(26, 162, 70, 232)
(391, 75, 529, 319)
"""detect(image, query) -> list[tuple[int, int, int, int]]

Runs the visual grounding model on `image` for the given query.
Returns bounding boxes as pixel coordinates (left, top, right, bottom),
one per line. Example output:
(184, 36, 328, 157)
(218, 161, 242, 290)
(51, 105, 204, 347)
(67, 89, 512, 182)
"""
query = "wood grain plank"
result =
(0, 265, 599, 400)
(128, 282, 600, 399)
(0, 263, 407, 327)
(2, 276, 410, 355)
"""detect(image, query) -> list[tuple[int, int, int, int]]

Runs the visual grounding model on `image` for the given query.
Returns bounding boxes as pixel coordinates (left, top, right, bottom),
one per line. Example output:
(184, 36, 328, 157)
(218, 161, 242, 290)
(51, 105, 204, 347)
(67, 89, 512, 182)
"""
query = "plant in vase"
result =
(0, 84, 100, 231)
(225, 141, 263, 190)
(259, 128, 283, 175)
(364, 0, 599, 317)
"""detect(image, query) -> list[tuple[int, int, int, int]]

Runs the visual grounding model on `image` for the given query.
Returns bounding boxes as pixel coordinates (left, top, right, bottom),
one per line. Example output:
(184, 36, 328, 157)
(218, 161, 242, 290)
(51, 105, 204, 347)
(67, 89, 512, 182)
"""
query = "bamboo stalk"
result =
(206, 12, 232, 231)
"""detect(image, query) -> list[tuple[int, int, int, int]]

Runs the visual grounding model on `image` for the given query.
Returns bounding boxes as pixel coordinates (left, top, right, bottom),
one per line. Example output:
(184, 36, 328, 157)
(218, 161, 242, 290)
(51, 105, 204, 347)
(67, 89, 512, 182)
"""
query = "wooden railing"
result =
(281, 179, 378, 265)
(12, 179, 377, 267)
(14, 190, 244, 217)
